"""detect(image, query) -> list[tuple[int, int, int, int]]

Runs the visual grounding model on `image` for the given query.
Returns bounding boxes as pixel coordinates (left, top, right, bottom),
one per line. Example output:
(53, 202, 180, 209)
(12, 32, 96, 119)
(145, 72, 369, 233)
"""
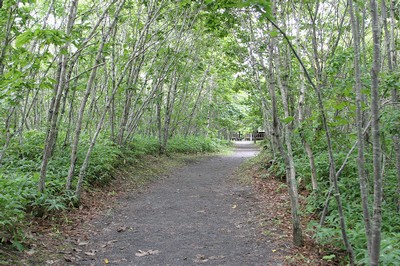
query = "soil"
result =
(58, 141, 283, 265)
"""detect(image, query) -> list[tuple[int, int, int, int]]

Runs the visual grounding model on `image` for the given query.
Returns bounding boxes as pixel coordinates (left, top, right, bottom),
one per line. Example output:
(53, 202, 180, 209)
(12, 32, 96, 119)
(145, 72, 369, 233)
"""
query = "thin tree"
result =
(274, 43, 304, 247)
(39, 0, 79, 192)
(369, 0, 383, 264)
(66, 0, 119, 190)
(264, 9, 355, 265)
(348, 0, 372, 255)
(384, 0, 400, 212)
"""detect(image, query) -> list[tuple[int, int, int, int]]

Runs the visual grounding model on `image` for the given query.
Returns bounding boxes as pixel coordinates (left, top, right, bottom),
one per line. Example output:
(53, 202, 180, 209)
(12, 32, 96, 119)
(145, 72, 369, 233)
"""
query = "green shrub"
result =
(128, 136, 159, 156)
(0, 173, 36, 249)
(6, 130, 46, 161)
(167, 136, 226, 153)
(84, 137, 122, 185)
(308, 221, 343, 248)
(0, 131, 229, 250)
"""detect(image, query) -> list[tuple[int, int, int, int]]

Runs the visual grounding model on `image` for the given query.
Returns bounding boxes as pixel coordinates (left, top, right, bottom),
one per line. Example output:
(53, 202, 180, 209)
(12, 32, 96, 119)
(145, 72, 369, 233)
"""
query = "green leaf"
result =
(281, 116, 294, 124)
(322, 254, 336, 261)
(15, 30, 34, 48)
(286, 35, 295, 41)
(270, 30, 279, 37)
(11, 240, 25, 251)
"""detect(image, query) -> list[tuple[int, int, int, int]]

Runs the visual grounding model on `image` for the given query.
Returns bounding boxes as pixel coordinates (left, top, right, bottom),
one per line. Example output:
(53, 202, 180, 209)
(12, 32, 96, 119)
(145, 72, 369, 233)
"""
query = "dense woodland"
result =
(0, 0, 399, 265)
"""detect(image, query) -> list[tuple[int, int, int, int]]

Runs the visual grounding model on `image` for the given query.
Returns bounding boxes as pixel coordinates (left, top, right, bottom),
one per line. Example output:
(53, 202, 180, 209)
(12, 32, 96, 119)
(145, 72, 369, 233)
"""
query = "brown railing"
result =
(231, 132, 265, 141)
(253, 132, 265, 140)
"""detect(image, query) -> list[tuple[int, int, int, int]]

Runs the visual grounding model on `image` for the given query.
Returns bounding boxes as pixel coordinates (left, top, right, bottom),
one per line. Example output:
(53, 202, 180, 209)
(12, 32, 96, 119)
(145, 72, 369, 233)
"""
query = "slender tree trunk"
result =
(160, 71, 179, 154)
(39, 0, 79, 192)
(369, 0, 383, 265)
(246, 15, 274, 156)
(348, 0, 372, 254)
(66, 0, 122, 189)
(395, 137, 400, 212)
(116, 73, 134, 145)
(184, 67, 209, 137)
(116, 4, 159, 145)
(266, 16, 355, 264)
(256, 5, 304, 244)
(274, 43, 304, 247)
(298, 60, 318, 191)
(156, 91, 163, 154)
(124, 58, 174, 142)
(0, 107, 15, 165)
(66, 41, 105, 189)
(387, 0, 400, 212)
(75, 77, 120, 202)
(0, 0, 16, 77)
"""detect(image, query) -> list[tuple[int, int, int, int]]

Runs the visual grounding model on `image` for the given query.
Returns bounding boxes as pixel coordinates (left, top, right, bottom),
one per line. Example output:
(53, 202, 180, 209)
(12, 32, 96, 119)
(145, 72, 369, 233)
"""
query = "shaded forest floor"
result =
(2, 142, 342, 265)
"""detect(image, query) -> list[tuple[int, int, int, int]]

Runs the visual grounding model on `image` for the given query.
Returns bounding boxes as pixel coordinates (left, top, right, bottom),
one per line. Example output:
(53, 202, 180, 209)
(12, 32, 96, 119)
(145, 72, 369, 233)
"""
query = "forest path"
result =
(74, 142, 281, 265)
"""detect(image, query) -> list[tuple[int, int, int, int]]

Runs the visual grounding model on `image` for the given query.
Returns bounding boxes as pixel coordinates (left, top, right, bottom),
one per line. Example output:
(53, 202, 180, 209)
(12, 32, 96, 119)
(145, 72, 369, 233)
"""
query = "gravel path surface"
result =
(75, 142, 280, 265)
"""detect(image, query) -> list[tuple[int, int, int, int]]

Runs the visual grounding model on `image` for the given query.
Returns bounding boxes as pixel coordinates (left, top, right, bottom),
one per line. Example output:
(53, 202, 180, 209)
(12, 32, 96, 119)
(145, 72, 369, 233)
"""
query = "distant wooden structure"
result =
(230, 132, 242, 141)
(231, 131, 265, 141)
(253, 131, 265, 140)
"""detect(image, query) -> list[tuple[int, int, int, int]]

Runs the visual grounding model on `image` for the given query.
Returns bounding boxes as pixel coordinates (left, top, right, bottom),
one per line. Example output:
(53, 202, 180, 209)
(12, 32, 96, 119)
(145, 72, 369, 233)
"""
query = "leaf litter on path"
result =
(135, 249, 160, 257)
(193, 254, 226, 263)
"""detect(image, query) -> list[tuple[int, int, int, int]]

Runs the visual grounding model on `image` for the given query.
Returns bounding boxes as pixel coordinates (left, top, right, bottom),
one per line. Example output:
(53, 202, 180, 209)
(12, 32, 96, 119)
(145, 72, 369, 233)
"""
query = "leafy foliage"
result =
(167, 136, 230, 154)
(0, 129, 230, 247)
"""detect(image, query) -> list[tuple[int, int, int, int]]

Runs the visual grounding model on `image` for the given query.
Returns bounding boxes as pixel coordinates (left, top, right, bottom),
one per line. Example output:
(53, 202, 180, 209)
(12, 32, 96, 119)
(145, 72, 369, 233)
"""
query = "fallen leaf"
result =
(77, 241, 89, 246)
(135, 249, 160, 257)
(101, 239, 118, 248)
(193, 254, 209, 263)
(117, 226, 132, 232)
(196, 254, 206, 260)
(104, 258, 109, 264)
(117, 226, 127, 232)
(209, 255, 225, 260)
(84, 250, 97, 256)
(59, 251, 72, 255)
(25, 249, 36, 256)
(64, 255, 76, 262)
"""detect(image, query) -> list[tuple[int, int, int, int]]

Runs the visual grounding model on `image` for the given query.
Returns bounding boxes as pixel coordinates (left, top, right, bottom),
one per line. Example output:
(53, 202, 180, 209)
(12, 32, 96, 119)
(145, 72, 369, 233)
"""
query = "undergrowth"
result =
(0, 131, 230, 252)
(254, 137, 400, 265)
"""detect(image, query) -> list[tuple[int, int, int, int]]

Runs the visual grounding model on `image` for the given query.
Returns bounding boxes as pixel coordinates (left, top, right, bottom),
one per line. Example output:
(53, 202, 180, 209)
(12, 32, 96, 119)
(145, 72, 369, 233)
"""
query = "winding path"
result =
(75, 142, 280, 265)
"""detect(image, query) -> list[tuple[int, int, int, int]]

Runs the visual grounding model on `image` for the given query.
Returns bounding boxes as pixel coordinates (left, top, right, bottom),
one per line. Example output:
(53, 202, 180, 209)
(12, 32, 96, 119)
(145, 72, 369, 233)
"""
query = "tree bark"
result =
(387, 0, 400, 213)
(369, 0, 383, 265)
(348, 0, 372, 254)
(274, 45, 304, 247)
(297, 43, 318, 192)
(0, 107, 15, 165)
(66, 1, 121, 190)
(39, 0, 79, 192)
(0, 0, 16, 77)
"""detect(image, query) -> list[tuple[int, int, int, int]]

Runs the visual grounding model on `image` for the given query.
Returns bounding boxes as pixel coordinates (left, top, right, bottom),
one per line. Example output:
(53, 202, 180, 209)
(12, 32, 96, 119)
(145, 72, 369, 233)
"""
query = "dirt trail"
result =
(73, 142, 281, 265)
